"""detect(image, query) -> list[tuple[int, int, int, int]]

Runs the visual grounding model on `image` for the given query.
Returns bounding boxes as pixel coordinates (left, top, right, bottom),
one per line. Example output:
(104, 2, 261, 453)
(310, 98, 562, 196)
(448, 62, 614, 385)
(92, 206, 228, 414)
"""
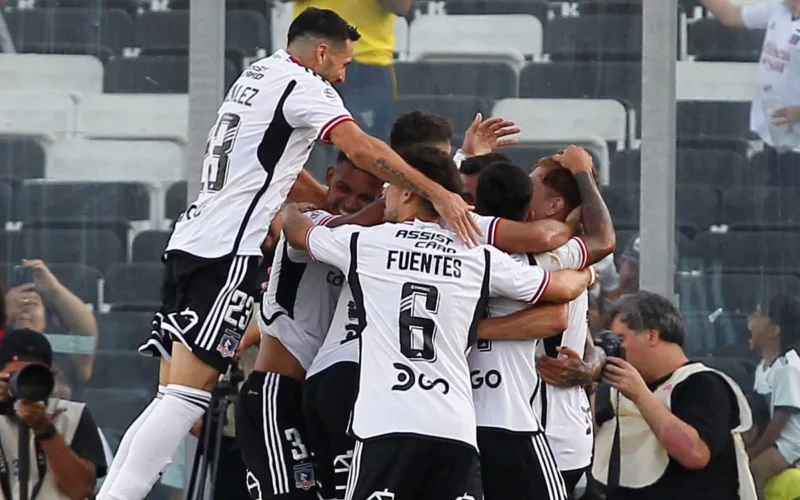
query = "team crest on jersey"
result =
(216, 334, 239, 358)
(323, 87, 339, 100)
(791, 33, 800, 46)
(294, 465, 315, 490)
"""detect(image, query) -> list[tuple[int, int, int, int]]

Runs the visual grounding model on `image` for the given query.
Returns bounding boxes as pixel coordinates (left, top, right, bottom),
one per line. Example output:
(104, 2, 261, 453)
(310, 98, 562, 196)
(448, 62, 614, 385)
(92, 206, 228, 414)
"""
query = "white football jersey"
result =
(754, 358, 777, 397)
(168, 50, 353, 259)
(260, 210, 344, 370)
(305, 219, 553, 449)
(741, 2, 800, 151)
(770, 349, 800, 463)
(306, 284, 361, 378)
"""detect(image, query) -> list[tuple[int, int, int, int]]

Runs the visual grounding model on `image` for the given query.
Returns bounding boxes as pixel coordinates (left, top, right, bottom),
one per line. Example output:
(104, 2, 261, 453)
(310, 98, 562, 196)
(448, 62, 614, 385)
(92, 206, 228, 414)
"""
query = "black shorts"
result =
(235, 371, 316, 500)
(138, 253, 258, 373)
(303, 362, 359, 500)
(561, 467, 587, 499)
(477, 428, 568, 500)
(346, 436, 482, 500)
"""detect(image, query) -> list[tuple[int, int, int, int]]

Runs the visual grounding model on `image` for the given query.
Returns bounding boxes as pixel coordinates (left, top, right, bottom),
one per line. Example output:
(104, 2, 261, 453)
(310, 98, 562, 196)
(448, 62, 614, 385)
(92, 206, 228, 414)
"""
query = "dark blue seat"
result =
(5, 8, 133, 54)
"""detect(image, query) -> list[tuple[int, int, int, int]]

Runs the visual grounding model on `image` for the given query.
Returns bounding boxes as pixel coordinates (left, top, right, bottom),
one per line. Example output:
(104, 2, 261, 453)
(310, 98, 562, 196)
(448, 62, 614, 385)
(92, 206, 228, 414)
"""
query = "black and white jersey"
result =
(260, 210, 345, 370)
(306, 283, 360, 378)
(167, 50, 353, 260)
(305, 219, 552, 449)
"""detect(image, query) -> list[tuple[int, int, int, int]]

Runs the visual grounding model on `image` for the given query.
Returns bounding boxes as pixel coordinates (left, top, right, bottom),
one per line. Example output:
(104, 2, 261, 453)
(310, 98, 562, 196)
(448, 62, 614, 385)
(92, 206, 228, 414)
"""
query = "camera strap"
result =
(0, 432, 47, 500)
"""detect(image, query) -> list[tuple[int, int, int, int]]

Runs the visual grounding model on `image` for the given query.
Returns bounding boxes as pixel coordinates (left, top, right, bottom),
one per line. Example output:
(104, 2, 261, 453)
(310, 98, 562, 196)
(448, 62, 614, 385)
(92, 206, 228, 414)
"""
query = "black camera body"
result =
(596, 330, 626, 360)
(8, 364, 55, 403)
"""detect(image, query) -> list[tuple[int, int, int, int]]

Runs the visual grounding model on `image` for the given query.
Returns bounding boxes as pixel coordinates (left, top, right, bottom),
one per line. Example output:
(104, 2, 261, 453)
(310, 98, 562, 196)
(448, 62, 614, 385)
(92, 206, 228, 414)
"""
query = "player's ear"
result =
(325, 166, 335, 188)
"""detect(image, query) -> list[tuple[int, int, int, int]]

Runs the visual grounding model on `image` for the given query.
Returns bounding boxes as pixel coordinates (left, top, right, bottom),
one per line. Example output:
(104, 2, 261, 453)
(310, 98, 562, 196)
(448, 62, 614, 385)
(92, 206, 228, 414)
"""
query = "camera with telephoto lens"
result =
(8, 364, 55, 402)
(596, 330, 626, 360)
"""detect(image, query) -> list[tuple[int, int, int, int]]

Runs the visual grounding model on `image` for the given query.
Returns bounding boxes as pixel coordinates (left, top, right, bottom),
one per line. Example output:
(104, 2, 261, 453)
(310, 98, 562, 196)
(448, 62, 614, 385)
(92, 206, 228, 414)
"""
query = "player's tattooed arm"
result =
(553, 146, 615, 266)
(280, 203, 314, 252)
(537, 335, 606, 388)
(493, 219, 573, 254)
(372, 157, 432, 200)
(478, 304, 569, 341)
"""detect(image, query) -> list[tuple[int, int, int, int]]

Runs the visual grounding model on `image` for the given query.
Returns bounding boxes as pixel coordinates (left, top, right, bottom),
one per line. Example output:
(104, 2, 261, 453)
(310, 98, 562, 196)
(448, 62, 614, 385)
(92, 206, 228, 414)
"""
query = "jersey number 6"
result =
(398, 282, 440, 362)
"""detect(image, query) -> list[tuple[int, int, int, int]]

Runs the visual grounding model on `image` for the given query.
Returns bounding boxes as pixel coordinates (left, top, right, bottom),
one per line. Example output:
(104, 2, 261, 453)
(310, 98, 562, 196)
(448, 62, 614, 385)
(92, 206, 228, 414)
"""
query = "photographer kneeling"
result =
(589, 291, 757, 500)
(0, 329, 106, 499)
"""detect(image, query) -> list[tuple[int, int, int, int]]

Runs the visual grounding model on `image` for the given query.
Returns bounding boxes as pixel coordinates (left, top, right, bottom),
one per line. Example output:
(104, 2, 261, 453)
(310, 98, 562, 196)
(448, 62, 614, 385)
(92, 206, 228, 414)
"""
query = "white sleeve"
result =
(740, 2, 780, 30)
(534, 236, 589, 271)
(286, 210, 341, 262)
(305, 224, 360, 272)
(772, 362, 800, 411)
(488, 247, 551, 305)
(284, 79, 354, 144)
(597, 254, 621, 292)
(470, 213, 501, 246)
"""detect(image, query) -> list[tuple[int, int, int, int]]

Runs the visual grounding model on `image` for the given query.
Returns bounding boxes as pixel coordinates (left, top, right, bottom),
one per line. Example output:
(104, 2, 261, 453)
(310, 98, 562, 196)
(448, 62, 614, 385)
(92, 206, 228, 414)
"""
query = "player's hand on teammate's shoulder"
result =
(553, 145, 594, 175)
(432, 190, 482, 247)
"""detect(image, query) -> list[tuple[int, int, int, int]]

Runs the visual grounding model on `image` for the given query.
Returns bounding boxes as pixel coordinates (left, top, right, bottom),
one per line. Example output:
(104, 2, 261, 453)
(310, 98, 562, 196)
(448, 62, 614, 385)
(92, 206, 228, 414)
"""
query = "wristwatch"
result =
(34, 423, 57, 441)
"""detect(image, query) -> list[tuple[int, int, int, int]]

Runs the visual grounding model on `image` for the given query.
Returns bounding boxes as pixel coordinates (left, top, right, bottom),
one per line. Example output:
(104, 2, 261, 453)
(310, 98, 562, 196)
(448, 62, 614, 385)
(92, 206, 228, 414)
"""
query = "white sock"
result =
(97, 386, 167, 497)
(100, 384, 210, 500)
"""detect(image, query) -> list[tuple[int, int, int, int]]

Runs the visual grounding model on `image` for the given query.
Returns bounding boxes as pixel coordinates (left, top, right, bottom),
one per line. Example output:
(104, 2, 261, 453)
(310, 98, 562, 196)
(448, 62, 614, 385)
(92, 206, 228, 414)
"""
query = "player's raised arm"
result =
(541, 268, 595, 303)
(478, 303, 569, 341)
(553, 146, 615, 265)
(329, 121, 480, 245)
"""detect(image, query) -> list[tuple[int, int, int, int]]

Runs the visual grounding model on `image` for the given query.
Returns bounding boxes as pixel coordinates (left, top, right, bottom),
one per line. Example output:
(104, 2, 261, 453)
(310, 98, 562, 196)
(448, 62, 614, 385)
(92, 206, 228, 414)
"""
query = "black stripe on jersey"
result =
(467, 249, 493, 349)
(345, 232, 367, 437)
(274, 239, 308, 319)
(231, 80, 298, 255)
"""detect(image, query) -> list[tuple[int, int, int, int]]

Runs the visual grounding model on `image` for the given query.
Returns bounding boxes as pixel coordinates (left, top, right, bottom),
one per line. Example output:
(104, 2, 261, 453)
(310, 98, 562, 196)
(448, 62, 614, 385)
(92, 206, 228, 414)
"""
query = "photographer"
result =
(0, 328, 106, 500)
(590, 291, 757, 500)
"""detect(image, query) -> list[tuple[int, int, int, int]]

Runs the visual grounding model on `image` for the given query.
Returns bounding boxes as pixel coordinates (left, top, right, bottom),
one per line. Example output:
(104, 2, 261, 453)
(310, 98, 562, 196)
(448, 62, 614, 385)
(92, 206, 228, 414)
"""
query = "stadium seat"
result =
(169, 0, 272, 16)
(693, 231, 800, 273)
(0, 230, 24, 266)
(0, 181, 13, 226)
(14, 42, 115, 63)
(394, 62, 518, 100)
(0, 91, 77, 139)
(38, 0, 141, 17)
(21, 228, 124, 274)
(677, 101, 752, 139)
(104, 263, 163, 309)
(17, 181, 150, 222)
(83, 388, 151, 429)
(0, 139, 46, 180)
(96, 312, 156, 350)
(0, 53, 104, 94)
(88, 350, 158, 389)
(610, 149, 753, 187)
(501, 146, 600, 172)
(687, 273, 800, 317)
(721, 187, 800, 227)
(132, 230, 171, 263)
(676, 61, 756, 102)
(165, 181, 187, 220)
(104, 56, 239, 94)
(749, 150, 800, 185)
(22, 219, 132, 262)
(4, 8, 134, 55)
(225, 10, 270, 55)
(519, 61, 641, 109)
(545, 16, 644, 61)
(408, 14, 543, 65)
(48, 140, 184, 184)
(77, 94, 188, 143)
(603, 184, 721, 229)
(688, 19, 764, 62)
(575, 0, 645, 16)
(393, 96, 492, 138)
(45, 263, 102, 308)
(442, 0, 549, 22)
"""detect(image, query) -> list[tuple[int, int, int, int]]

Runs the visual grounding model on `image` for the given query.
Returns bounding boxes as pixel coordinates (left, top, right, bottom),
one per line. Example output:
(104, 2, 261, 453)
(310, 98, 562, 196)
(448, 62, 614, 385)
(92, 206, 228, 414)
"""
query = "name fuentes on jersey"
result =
(387, 229, 462, 277)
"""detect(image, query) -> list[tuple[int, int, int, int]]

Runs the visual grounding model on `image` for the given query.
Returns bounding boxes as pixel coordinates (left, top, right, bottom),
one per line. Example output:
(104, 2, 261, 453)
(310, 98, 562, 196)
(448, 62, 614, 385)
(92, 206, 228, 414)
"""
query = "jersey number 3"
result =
(201, 112, 241, 193)
(399, 282, 440, 362)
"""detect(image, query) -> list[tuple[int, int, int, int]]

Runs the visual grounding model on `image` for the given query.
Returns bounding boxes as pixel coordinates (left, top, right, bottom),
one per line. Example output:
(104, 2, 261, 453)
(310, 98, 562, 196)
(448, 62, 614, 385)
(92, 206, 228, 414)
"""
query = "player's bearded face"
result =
(317, 41, 354, 84)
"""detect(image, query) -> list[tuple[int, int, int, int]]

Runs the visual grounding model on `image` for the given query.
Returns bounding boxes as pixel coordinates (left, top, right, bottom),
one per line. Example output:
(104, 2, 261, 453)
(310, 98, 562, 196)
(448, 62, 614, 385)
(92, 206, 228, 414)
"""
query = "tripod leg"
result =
(184, 404, 215, 500)
(206, 397, 229, 499)
(182, 434, 203, 500)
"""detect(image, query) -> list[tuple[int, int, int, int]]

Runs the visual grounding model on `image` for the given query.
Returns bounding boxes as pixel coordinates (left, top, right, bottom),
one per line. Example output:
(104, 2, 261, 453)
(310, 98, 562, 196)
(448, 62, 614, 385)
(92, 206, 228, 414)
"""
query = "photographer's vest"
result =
(592, 363, 757, 500)
(0, 398, 85, 500)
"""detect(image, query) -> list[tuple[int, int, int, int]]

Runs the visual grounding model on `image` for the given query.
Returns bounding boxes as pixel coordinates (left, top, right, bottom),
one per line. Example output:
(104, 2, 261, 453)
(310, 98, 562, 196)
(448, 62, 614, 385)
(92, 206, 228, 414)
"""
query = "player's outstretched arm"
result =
(493, 219, 573, 254)
(289, 169, 328, 207)
(280, 203, 314, 252)
(541, 268, 594, 303)
(697, 0, 746, 27)
(329, 121, 481, 244)
(326, 198, 385, 229)
(554, 146, 615, 266)
(477, 304, 568, 341)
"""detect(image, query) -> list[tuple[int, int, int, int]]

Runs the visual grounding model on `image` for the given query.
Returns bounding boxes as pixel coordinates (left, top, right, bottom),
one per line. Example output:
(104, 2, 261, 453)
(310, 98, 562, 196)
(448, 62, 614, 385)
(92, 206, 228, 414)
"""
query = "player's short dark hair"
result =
(396, 145, 462, 215)
(759, 294, 800, 353)
(287, 8, 361, 46)
(390, 111, 453, 151)
(606, 291, 686, 346)
(460, 152, 511, 176)
(475, 162, 532, 222)
(335, 150, 355, 167)
(534, 157, 581, 212)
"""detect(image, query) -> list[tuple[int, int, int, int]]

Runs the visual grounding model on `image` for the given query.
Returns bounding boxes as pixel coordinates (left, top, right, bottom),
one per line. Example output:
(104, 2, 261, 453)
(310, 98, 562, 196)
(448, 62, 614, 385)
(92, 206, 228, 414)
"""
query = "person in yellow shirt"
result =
(285, 0, 412, 140)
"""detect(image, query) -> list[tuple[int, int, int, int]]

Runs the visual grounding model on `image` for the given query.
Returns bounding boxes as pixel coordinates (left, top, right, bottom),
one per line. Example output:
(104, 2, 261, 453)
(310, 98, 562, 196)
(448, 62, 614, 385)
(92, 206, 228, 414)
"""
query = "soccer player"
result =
(282, 145, 594, 500)
(458, 152, 511, 204)
(98, 9, 477, 500)
(235, 152, 383, 499)
(472, 147, 614, 499)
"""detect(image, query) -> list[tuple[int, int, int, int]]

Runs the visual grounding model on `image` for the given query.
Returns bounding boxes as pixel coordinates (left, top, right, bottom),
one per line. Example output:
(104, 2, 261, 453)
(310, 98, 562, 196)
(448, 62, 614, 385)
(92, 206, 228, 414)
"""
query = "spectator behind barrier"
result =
(4, 260, 98, 401)
(0, 329, 106, 499)
(589, 291, 757, 500)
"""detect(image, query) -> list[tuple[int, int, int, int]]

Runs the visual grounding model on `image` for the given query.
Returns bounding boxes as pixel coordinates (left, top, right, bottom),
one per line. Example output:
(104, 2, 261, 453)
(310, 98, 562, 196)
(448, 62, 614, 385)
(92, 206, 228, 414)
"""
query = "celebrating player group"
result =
(96, 7, 616, 500)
